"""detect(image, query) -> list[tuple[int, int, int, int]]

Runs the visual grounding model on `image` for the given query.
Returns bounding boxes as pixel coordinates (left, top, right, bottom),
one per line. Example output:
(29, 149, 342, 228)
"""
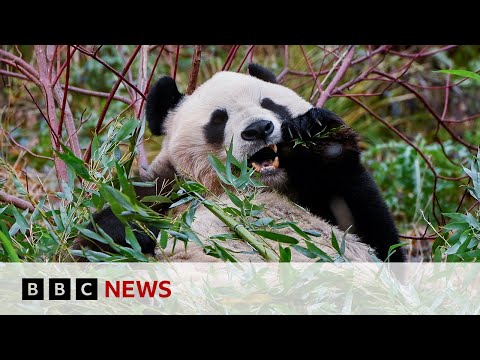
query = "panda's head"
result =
(145, 64, 313, 192)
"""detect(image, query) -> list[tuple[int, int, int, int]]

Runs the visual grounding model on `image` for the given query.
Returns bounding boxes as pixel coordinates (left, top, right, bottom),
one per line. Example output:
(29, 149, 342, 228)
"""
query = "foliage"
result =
(1, 45, 480, 262)
(0, 123, 347, 263)
(362, 138, 471, 231)
(430, 150, 480, 261)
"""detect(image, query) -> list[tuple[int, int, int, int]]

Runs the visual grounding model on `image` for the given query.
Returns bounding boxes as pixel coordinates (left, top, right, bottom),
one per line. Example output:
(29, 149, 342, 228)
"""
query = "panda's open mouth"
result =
(247, 144, 280, 174)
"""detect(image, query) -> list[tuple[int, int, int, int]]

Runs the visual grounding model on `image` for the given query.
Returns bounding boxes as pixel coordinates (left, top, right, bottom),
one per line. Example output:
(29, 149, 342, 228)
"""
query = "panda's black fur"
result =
(76, 64, 404, 262)
(278, 107, 402, 261)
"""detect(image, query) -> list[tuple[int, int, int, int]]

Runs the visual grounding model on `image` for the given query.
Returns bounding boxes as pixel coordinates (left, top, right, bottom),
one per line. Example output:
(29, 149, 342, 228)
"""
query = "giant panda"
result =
(76, 64, 403, 262)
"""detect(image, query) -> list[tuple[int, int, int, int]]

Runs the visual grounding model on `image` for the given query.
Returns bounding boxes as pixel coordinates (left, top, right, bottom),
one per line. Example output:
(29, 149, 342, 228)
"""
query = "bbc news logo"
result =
(22, 278, 171, 300)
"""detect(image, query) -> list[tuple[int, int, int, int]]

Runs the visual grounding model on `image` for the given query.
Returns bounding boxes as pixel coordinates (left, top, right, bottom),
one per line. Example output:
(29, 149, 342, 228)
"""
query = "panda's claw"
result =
(287, 127, 294, 140)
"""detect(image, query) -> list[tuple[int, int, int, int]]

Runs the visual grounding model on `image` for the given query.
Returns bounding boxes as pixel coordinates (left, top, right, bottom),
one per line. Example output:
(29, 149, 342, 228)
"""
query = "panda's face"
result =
(162, 71, 312, 190)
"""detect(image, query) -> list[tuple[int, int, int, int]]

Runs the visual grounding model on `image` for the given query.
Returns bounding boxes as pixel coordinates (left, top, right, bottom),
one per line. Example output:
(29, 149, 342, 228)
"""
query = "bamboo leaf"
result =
(279, 245, 292, 262)
(114, 118, 139, 142)
(436, 69, 480, 82)
(253, 230, 299, 244)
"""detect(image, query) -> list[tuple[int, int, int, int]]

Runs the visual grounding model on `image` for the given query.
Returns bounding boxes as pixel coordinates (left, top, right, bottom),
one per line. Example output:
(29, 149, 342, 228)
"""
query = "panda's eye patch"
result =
(210, 109, 228, 124)
(261, 98, 292, 121)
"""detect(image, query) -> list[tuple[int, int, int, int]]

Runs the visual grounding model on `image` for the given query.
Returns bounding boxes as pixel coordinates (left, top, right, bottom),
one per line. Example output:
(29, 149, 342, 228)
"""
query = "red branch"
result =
(58, 45, 71, 140)
(316, 46, 355, 107)
(84, 45, 142, 163)
(72, 45, 146, 100)
(187, 45, 202, 95)
(0, 191, 35, 211)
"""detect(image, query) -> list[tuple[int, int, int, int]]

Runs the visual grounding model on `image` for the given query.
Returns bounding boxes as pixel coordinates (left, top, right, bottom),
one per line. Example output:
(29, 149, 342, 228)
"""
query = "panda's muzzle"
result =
(247, 144, 280, 173)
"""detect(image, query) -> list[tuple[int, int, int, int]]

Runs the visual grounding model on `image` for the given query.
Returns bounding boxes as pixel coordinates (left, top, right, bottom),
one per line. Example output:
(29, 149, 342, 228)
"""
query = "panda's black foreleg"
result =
(280, 107, 404, 261)
(73, 166, 176, 257)
(74, 207, 160, 255)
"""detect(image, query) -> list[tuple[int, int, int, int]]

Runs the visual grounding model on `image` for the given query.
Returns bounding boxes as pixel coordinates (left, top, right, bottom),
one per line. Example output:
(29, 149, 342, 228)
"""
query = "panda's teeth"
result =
(269, 144, 278, 153)
(272, 156, 279, 169)
(252, 162, 262, 172)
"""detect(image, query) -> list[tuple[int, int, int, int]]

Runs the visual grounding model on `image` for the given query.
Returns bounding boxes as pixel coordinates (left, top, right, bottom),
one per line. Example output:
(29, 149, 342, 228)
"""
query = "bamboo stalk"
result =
(0, 231, 21, 262)
(203, 202, 278, 262)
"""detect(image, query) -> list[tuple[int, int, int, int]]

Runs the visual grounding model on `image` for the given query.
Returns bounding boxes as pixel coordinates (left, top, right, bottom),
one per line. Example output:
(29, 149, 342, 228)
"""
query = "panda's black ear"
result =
(248, 63, 278, 84)
(146, 77, 183, 135)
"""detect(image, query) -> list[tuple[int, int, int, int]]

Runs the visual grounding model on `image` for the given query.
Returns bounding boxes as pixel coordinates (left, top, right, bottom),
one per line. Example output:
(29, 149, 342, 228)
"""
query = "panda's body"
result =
(78, 64, 403, 262)
(157, 192, 372, 262)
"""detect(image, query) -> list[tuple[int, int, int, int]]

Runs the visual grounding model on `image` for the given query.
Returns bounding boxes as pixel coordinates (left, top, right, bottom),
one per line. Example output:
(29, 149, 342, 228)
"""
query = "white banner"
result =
(1, 263, 479, 315)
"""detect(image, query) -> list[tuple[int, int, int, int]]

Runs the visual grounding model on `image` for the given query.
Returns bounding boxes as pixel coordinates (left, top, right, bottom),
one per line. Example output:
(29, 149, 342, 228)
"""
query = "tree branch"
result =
(0, 190, 35, 211)
(187, 45, 202, 95)
(316, 46, 355, 107)
(83, 45, 142, 163)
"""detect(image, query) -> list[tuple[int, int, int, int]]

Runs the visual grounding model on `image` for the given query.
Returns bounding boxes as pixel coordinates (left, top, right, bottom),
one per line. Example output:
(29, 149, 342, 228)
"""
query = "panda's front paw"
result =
(281, 107, 345, 142)
(279, 107, 361, 163)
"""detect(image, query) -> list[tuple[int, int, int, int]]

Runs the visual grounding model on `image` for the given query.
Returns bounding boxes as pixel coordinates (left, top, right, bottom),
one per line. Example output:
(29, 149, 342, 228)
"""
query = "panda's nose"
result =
(241, 120, 274, 141)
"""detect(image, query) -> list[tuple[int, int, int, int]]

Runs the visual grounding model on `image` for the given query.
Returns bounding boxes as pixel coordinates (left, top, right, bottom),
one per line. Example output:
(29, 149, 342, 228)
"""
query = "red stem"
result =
(173, 45, 180, 81)
(316, 46, 355, 107)
(58, 45, 71, 139)
(72, 45, 146, 100)
(84, 45, 142, 163)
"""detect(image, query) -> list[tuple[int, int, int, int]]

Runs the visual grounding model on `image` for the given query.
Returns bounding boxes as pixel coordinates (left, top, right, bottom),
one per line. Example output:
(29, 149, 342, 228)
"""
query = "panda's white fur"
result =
(144, 70, 376, 262)
(147, 71, 312, 192)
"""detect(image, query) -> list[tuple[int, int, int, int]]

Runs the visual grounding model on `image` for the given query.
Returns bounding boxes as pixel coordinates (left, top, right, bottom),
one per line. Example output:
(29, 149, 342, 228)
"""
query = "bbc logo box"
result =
(22, 278, 98, 300)
(22, 278, 44, 300)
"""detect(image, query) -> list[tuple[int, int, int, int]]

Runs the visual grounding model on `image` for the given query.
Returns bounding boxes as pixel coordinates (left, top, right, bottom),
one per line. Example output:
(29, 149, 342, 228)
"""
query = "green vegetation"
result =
(0, 121, 350, 262)
(1, 45, 479, 262)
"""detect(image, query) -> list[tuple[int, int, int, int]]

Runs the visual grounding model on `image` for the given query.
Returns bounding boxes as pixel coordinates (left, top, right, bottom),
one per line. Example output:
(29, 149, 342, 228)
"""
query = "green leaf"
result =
(183, 200, 199, 227)
(436, 69, 480, 82)
(284, 222, 311, 240)
(0, 230, 21, 262)
(224, 188, 244, 209)
(443, 212, 468, 222)
(304, 229, 322, 237)
(292, 245, 317, 259)
(167, 230, 188, 242)
(465, 213, 480, 230)
(60, 180, 74, 203)
(251, 217, 274, 227)
(253, 230, 299, 244)
(386, 243, 407, 261)
(30, 197, 45, 223)
(433, 246, 444, 262)
(212, 241, 237, 262)
(115, 162, 137, 200)
(169, 195, 194, 208)
(98, 185, 136, 219)
(445, 229, 472, 255)
(114, 118, 139, 142)
(208, 154, 229, 184)
(132, 181, 158, 187)
(140, 195, 172, 204)
(125, 227, 143, 254)
(279, 245, 292, 262)
(158, 230, 168, 249)
(305, 241, 333, 262)
(183, 229, 203, 247)
(210, 233, 239, 241)
(331, 230, 341, 254)
(10, 205, 29, 235)
(12, 177, 27, 196)
(70, 249, 124, 262)
(442, 221, 470, 231)
(91, 133, 101, 161)
(76, 225, 111, 245)
(55, 144, 92, 181)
